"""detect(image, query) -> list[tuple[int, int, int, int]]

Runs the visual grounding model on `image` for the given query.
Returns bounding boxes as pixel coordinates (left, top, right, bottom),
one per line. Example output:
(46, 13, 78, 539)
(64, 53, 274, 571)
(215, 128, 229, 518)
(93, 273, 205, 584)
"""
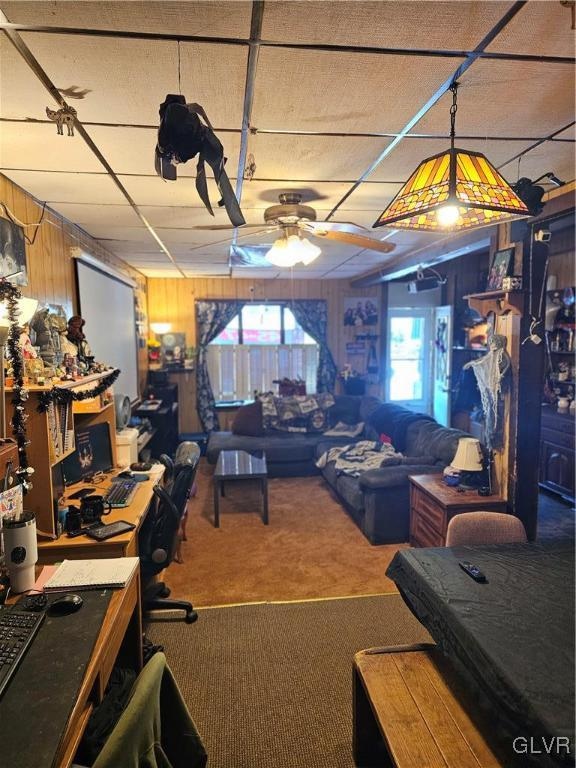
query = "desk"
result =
(3, 568, 142, 768)
(37, 465, 164, 564)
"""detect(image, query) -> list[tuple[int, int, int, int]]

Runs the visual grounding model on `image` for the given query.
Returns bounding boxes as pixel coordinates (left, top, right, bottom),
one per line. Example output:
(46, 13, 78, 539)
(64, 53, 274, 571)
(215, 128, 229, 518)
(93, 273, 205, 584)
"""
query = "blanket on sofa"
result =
(316, 440, 402, 477)
(259, 392, 335, 433)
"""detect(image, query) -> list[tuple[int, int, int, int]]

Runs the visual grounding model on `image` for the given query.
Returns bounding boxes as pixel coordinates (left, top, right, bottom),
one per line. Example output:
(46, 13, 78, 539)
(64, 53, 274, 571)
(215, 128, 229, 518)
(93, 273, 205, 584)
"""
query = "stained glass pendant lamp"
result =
(373, 83, 529, 231)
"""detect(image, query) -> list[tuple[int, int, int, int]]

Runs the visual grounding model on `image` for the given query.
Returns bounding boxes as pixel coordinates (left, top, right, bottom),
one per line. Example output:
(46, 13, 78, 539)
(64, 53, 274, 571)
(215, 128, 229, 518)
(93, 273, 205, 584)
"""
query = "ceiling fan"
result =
(191, 192, 397, 267)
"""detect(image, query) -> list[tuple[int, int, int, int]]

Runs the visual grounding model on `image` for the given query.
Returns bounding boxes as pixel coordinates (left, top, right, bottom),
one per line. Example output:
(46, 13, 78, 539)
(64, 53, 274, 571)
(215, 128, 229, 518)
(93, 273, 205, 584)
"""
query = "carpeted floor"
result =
(147, 593, 432, 768)
(165, 462, 404, 607)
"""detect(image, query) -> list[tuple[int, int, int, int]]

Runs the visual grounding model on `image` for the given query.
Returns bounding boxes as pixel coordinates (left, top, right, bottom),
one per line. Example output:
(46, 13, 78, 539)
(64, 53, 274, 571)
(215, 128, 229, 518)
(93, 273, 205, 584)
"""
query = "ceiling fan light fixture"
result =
(265, 234, 321, 268)
(373, 84, 529, 232)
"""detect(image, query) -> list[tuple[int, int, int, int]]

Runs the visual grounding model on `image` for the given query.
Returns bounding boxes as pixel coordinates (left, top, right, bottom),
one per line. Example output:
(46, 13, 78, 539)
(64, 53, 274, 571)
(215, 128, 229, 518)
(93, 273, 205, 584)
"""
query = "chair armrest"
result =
(359, 465, 441, 491)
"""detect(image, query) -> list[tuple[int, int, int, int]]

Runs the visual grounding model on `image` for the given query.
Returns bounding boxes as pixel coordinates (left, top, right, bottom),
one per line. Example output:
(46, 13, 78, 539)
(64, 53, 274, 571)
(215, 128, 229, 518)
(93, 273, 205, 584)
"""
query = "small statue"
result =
(63, 315, 92, 364)
(45, 105, 77, 136)
(18, 323, 37, 359)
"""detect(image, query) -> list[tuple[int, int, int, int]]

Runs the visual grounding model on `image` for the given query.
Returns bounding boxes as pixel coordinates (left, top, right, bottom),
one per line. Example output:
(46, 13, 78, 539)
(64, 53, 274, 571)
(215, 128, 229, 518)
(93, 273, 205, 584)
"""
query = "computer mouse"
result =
(130, 461, 152, 471)
(117, 470, 134, 479)
(48, 593, 84, 616)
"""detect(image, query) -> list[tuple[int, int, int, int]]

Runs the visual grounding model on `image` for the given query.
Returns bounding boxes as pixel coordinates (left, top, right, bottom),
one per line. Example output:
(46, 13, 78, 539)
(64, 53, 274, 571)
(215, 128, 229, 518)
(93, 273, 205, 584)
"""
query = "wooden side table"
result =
(409, 474, 507, 547)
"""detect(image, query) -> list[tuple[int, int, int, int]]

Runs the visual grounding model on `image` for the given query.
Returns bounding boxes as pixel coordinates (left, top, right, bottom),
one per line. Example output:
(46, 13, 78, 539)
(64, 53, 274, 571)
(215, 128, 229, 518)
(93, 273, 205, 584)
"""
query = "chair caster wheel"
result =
(185, 610, 198, 624)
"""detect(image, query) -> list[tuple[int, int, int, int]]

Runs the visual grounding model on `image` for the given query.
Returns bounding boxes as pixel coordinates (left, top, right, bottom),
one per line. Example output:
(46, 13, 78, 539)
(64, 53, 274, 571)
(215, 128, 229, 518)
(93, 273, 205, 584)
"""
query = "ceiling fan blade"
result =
(300, 223, 396, 254)
(190, 223, 266, 230)
(230, 245, 274, 267)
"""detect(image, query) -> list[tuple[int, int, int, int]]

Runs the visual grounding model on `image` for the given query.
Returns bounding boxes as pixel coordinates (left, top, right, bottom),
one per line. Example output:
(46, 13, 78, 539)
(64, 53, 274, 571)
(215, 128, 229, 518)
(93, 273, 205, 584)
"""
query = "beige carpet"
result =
(147, 594, 432, 768)
(164, 462, 405, 607)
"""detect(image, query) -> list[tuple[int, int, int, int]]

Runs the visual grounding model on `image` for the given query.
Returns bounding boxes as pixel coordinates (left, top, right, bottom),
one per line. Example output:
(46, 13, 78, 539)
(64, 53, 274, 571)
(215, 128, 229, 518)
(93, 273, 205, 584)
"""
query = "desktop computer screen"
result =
(61, 422, 114, 485)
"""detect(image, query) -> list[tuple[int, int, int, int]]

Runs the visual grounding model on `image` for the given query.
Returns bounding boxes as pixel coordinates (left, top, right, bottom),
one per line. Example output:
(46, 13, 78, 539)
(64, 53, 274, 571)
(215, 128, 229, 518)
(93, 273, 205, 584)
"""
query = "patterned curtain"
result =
(196, 300, 244, 431)
(289, 300, 337, 393)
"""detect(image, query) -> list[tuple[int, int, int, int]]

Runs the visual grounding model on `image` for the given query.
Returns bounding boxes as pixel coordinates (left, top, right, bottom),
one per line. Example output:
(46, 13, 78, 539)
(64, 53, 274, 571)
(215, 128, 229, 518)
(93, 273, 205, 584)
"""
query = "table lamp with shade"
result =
(0, 296, 38, 437)
(450, 437, 485, 489)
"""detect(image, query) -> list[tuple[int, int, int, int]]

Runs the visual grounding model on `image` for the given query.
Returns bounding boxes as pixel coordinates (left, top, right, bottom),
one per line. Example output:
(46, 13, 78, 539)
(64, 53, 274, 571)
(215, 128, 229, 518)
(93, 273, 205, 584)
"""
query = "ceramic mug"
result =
(80, 494, 112, 524)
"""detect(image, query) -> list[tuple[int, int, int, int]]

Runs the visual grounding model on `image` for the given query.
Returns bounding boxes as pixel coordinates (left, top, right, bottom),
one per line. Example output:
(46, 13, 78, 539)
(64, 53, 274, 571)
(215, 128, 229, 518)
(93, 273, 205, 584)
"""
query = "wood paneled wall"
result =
(0, 174, 149, 393)
(147, 277, 381, 376)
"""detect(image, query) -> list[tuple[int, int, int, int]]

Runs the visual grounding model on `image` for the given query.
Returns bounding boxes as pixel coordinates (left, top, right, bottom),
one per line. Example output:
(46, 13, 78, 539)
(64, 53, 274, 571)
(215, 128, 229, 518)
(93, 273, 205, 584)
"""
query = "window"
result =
(208, 304, 318, 400)
(385, 308, 432, 412)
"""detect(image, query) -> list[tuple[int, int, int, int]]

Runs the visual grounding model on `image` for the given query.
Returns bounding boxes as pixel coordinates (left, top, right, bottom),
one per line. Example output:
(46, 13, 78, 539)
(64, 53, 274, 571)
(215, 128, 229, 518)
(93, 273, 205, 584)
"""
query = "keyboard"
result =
(0, 607, 45, 699)
(103, 478, 138, 508)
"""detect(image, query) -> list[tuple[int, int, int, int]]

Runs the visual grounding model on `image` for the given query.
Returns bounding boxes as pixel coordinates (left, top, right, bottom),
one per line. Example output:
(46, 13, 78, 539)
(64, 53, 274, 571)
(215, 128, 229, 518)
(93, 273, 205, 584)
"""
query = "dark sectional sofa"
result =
(207, 395, 471, 544)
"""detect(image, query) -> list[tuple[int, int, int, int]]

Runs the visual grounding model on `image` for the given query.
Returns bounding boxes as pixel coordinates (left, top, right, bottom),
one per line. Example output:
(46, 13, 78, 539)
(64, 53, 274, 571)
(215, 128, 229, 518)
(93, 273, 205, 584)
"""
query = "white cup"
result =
(2, 513, 38, 593)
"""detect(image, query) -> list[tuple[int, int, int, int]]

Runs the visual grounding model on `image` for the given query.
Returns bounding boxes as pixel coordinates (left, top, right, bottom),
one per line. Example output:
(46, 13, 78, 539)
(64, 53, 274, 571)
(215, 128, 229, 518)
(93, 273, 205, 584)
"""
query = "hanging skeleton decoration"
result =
(154, 95, 245, 227)
(463, 331, 511, 450)
(45, 105, 77, 136)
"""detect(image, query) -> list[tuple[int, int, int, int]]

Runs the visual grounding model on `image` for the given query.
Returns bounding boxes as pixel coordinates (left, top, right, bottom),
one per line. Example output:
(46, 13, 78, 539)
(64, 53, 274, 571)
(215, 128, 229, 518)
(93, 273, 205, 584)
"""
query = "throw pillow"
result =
(323, 421, 365, 438)
(231, 401, 264, 436)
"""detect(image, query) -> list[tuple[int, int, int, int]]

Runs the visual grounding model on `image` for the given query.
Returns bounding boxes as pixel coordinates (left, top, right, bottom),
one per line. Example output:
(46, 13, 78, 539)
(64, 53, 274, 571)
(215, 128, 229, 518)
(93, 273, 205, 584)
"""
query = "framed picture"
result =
(486, 247, 515, 291)
(0, 216, 28, 285)
(343, 297, 379, 327)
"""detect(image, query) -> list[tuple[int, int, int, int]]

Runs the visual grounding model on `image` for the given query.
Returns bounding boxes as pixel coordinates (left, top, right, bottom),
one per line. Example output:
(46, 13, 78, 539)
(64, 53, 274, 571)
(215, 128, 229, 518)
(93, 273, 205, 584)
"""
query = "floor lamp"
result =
(0, 297, 39, 438)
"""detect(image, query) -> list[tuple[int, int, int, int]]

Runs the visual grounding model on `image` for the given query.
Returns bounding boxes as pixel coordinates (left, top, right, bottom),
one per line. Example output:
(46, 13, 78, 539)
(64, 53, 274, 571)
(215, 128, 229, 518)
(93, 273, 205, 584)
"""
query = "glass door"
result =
(385, 308, 433, 412)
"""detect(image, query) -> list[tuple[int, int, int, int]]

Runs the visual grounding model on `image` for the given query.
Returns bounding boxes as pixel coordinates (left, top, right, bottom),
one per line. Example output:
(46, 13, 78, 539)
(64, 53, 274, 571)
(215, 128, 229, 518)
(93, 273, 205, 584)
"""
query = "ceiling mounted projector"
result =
(407, 268, 446, 293)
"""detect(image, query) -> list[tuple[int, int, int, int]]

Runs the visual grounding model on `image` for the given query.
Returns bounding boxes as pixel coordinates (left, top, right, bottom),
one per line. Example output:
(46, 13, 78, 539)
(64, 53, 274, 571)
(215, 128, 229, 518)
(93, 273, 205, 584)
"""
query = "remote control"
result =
(458, 561, 487, 583)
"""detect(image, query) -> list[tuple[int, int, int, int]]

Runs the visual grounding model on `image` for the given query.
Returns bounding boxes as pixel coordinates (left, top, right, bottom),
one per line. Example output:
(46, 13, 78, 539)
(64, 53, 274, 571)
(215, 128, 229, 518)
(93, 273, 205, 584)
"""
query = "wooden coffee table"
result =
(213, 450, 269, 528)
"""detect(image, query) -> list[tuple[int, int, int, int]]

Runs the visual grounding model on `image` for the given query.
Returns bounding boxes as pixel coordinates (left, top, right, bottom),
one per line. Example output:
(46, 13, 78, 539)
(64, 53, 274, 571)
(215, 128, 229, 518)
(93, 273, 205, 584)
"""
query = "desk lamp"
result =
(0, 296, 38, 437)
(450, 437, 484, 489)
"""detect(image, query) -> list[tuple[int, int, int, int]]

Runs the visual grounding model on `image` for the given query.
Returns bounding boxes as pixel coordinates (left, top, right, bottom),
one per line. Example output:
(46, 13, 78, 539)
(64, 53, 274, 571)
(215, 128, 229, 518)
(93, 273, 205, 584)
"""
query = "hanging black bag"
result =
(154, 94, 245, 227)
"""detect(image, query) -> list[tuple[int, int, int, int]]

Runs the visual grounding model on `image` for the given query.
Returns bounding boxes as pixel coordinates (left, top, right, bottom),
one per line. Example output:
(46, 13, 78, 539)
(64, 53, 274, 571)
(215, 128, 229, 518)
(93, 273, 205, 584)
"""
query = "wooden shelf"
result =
(464, 290, 524, 317)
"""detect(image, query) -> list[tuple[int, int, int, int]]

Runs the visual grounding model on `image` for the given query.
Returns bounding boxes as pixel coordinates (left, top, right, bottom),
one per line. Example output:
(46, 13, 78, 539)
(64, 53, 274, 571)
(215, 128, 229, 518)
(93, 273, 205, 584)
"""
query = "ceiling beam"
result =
(350, 231, 493, 287)
(0, 21, 573, 65)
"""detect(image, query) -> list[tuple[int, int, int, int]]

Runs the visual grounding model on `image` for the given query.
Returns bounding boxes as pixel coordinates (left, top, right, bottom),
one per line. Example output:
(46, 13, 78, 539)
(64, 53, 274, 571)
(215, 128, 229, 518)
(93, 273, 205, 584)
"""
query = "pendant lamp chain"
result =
(449, 82, 459, 149)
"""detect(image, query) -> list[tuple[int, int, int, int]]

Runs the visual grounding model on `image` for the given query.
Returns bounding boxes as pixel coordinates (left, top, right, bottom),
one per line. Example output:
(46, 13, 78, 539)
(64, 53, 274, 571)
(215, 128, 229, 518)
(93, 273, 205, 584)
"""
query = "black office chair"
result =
(139, 441, 201, 624)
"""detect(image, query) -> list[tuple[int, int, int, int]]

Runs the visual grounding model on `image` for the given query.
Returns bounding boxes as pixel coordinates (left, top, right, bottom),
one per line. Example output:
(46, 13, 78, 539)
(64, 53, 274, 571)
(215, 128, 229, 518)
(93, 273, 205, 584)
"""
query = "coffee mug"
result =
(80, 494, 112, 524)
(65, 506, 82, 534)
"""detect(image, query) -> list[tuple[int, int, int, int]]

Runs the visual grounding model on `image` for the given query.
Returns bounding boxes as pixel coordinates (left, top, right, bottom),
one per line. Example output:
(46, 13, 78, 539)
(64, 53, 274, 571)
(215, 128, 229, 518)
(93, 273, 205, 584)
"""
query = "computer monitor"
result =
(61, 422, 115, 485)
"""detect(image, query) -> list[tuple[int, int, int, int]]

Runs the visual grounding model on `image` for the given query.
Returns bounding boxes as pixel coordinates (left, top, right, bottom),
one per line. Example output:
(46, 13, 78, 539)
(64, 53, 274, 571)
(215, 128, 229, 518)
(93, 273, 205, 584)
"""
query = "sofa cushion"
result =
(328, 396, 360, 427)
(207, 430, 336, 465)
(231, 400, 264, 436)
(408, 421, 468, 464)
(336, 475, 364, 513)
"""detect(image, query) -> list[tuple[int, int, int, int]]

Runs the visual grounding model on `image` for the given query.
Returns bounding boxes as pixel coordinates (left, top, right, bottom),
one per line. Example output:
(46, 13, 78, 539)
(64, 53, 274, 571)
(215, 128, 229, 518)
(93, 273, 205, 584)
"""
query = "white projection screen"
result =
(75, 257, 139, 403)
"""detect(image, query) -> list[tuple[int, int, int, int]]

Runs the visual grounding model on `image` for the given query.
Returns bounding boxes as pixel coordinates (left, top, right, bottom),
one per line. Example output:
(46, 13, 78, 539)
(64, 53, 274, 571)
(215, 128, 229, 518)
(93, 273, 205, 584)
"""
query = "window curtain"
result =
(289, 300, 337, 392)
(196, 300, 244, 431)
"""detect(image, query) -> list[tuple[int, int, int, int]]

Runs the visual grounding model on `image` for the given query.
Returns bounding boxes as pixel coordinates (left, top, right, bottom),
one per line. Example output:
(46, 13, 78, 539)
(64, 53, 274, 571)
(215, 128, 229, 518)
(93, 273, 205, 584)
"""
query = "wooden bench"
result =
(353, 645, 505, 768)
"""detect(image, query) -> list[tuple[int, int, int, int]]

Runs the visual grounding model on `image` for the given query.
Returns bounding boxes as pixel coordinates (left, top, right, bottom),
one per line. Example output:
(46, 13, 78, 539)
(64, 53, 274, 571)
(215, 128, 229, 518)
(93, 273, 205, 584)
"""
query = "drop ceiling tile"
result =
(0, 121, 104, 172)
(0, 36, 55, 120)
(338, 182, 402, 211)
(20, 33, 247, 128)
(119, 175, 237, 208)
(553, 126, 576, 142)
(231, 268, 280, 279)
(51, 203, 140, 228)
(239, 181, 388, 212)
(97, 239, 162, 254)
(485, 2, 576, 57)
(369, 138, 536, 183)
(416, 59, 575, 139)
(87, 125, 241, 177)
(499, 140, 576, 187)
(182, 265, 230, 276)
(261, 1, 512, 50)
(3, 169, 126, 204)
(252, 47, 463, 133)
(139, 205, 266, 231)
(2, 2, 253, 38)
(247, 133, 390, 182)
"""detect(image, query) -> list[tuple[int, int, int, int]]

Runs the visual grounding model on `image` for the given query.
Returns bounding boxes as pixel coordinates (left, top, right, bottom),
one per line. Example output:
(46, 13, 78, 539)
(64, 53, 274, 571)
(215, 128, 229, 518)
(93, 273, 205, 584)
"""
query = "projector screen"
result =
(75, 258, 139, 403)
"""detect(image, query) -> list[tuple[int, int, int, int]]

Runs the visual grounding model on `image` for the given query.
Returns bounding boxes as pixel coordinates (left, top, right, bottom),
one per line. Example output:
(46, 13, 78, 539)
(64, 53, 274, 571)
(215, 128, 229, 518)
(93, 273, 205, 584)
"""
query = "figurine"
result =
(63, 315, 92, 364)
(18, 324, 37, 359)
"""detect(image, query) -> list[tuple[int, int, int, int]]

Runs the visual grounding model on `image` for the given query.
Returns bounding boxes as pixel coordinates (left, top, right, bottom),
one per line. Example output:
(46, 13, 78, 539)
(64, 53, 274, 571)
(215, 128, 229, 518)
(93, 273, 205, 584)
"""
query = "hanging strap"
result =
(188, 103, 246, 227)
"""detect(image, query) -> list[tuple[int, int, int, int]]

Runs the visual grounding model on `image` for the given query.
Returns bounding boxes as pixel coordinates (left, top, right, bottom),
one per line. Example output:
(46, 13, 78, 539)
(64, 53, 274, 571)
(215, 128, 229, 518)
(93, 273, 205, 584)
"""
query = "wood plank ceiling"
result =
(0, 1, 574, 279)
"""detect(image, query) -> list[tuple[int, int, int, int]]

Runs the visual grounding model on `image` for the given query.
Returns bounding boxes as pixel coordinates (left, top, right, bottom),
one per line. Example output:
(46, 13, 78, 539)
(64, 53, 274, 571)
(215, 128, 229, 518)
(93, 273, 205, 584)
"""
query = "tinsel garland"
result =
(36, 368, 120, 413)
(0, 279, 33, 491)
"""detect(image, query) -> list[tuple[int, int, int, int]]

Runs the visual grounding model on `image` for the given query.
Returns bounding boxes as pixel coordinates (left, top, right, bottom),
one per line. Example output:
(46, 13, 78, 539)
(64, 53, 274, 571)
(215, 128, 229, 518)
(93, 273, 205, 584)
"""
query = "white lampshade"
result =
(150, 322, 172, 335)
(451, 437, 483, 472)
(0, 297, 39, 328)
(266, 235, 322, 268)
